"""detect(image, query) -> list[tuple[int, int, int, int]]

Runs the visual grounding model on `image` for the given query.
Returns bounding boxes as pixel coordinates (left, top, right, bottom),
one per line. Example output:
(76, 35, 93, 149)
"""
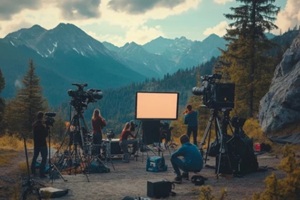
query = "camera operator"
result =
(91, 108, 106, 158)
(119, 122, 138, 163)
(31, 111, 48, 178)
(183, 104, 198, 146)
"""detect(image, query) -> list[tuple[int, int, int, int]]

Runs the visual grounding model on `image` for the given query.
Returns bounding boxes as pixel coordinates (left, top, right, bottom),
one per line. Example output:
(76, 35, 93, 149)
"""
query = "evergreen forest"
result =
(0, 0, 299, 142)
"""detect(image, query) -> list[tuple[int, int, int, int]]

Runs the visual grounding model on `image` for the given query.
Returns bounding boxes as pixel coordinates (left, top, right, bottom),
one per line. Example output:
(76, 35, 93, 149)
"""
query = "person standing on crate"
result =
(91, 108, 106, 158)
(171, 134, 203, 183)
(31, 111, 48, 178)
(119, 122, 138, 163)
(183, 104, 198, 146)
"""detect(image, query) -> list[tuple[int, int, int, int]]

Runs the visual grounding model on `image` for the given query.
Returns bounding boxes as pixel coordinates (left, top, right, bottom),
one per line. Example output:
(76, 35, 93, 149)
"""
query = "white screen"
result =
(135, 92, 179, 120)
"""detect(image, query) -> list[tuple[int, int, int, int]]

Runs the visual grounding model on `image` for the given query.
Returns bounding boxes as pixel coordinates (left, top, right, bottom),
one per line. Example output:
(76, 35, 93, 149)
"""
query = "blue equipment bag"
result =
(146, 156, 167, 172)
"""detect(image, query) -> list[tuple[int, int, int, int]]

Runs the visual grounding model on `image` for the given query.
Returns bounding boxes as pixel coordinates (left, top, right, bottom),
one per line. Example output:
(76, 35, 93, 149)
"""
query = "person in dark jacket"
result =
(171, 134, 203, 183)
(184, 104, 198, 146)
(31, 111, 48, 178)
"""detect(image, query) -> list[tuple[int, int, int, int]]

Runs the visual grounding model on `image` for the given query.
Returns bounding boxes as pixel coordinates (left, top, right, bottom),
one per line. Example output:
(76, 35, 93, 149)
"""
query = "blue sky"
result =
(0, 0, 296, 47)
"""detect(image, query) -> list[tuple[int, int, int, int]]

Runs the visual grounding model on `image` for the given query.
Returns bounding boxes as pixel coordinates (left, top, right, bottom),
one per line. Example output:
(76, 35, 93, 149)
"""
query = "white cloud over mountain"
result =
(204, 21, 228, 37)
(276, 0, 300, 33)
(0, 0, 297, 47)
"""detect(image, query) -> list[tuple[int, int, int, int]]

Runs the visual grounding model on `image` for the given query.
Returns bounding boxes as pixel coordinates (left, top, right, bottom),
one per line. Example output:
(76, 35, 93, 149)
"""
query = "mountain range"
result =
(0, 23, 261, 106)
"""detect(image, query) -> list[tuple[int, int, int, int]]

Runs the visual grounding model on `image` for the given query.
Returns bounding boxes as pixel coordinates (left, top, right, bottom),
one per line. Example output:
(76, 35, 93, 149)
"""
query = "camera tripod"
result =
(199, 108, 233, 178)
(21, 133, 45, 200)
(47, 126, 67, 183)
(54, 110, 90, 182)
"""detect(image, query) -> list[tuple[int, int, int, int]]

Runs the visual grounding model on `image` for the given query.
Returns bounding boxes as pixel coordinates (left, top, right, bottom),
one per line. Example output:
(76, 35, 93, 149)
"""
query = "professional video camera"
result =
(45, 112, 56, 127)
(68, 83, 103, 111)
(192, 74, 235, 109)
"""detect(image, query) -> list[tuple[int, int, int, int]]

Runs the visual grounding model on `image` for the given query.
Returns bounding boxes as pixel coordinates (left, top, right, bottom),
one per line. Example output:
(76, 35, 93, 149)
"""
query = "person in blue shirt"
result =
(184, 104, 198, 146)
(171, 134, 203, 183)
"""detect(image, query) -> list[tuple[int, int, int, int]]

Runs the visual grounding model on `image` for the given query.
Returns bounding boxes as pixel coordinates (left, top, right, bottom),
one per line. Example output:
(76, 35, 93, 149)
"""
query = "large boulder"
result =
(259, 32, 300, 144)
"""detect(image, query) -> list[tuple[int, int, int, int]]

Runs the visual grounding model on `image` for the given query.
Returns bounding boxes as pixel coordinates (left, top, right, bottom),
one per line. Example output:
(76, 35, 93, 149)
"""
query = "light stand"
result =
(135, 121, 157, 162)
(21, 132, 45, 200)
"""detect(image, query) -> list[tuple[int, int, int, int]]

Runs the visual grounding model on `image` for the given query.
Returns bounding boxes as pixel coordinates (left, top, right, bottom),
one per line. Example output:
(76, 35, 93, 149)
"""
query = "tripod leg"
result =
(21, 133, 46, 200)
(49, 163, 67, 183)
(105, 140, 115, 170)
(77, 151, 90, 182)
(200, 113, 214, 149)
(215, 117, 233, 179)
(200, 113, 215, 164)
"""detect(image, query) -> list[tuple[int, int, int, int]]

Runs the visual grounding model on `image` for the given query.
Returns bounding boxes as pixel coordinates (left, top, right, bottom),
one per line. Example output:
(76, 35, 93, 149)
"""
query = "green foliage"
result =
(0, 69, 5, 134)
(220, 0, 280, 118)
(243, 118, 269, 143)
(3, 60, 47, 138)
(253, 146, 300, 200)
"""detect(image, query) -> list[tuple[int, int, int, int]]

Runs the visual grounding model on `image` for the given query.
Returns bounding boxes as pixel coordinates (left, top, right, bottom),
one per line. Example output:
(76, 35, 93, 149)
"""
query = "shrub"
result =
(253, 145, 300, 200)
(199, 186, 227, 200)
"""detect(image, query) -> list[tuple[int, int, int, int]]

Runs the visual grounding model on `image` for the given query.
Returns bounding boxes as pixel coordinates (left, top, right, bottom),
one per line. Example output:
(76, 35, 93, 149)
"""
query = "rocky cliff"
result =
(259, 32, 300, 144)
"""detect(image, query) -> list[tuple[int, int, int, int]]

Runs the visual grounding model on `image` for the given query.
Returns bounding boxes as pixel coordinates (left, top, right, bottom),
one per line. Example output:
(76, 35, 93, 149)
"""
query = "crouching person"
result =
(171, 134, 203, 183)
(119, 122, 138, 163)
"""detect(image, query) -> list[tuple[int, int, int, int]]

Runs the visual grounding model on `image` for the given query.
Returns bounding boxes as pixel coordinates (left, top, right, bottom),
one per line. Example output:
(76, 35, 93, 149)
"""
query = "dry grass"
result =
(0, 149, 18, 166)
(0, 134, 34, 199)
(0, 134, 33, 151)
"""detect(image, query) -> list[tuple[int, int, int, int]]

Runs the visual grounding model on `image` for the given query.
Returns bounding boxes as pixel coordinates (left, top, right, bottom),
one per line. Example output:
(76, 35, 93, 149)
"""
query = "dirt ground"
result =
(0, 145, 285, 200)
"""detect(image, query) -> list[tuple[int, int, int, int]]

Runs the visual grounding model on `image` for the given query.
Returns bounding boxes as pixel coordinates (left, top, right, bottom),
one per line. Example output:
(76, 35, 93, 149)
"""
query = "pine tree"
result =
(0, 69, 5, 135)
(4, 60, 47, 137)
(220, 0, 280, 118)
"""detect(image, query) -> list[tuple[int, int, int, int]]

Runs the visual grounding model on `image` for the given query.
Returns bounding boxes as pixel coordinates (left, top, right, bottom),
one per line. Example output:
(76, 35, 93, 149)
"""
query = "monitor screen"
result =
(135, 92, 179, 120)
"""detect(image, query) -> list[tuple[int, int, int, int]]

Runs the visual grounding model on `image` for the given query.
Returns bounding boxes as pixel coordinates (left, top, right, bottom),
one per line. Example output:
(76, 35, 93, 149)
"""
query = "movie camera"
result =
(192, 74, 235, 109)
(68, 83, 103, 111)
(45, 112, 56, 127)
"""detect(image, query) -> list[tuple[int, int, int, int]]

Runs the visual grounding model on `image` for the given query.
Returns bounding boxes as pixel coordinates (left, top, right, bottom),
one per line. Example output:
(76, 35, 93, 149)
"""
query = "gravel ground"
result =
(32, 150, 284, 200)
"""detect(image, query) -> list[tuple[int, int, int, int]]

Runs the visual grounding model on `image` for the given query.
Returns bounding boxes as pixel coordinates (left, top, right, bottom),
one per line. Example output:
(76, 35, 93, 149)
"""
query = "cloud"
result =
(0, 0, 199, 46)
(108, 0, 187, 14)
(276, 0, 300, 33)
(203, 21, 228, 37)
(213, 0, 234, 5)
(57, 0, 102, 19)
(88, 25, 164, 47)
(125, 25, 164, 45)
(101, 0, 199, 29)
(14, 79, 23, 89)
(0, 0, 41, 20)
